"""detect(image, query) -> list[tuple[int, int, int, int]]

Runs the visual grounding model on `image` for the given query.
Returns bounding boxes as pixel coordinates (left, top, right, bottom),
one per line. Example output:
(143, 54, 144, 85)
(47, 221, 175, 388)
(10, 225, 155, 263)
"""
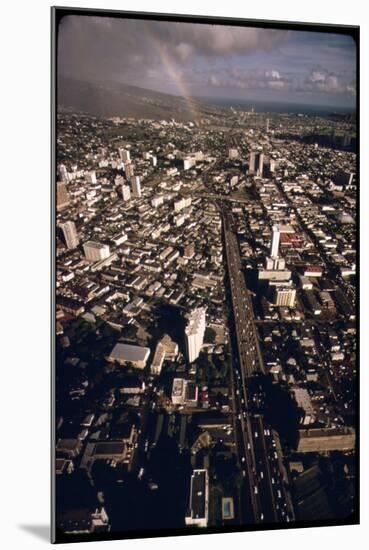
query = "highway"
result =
(221, 204, 293, 525)
(222, 209, 265, 377)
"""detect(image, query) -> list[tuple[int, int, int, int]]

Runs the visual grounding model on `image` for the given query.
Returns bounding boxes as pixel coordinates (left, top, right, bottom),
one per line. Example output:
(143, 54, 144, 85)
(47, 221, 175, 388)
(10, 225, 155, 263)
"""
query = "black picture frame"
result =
(51, 6, 359, 544)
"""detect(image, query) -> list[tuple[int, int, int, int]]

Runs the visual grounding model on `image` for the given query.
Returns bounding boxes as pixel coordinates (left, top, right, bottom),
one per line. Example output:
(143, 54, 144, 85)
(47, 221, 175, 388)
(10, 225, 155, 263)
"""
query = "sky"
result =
(58, 15, 357, 109)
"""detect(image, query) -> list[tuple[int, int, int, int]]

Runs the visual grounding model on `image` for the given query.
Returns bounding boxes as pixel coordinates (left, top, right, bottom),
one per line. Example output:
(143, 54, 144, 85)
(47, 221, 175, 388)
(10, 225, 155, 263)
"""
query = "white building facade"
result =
(83, 241, 110, 262)
(61, 221, 79, 249)
(185, 307, 206, 363)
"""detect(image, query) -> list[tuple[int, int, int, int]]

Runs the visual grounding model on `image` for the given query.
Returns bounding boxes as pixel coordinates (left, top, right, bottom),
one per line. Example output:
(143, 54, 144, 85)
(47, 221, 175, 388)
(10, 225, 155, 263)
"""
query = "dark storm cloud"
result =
(58, 15, 290, 81)
(143, 20, 290, 59)
(57, 15, 356, 107)
(58, 16, 156, 82)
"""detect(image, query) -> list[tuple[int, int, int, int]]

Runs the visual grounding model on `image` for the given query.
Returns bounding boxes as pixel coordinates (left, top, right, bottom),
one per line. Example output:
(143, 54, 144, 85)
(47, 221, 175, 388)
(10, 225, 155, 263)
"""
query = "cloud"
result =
(346, 83, 356, 95)
(154, 24, 290, 59)
(206, 65, 356, 97)
(58, 15, 290, 81)
(265, 69, 281, 80)
(175, 42, 194, 62)
(303, 68, 355, 95)
(57, 15, 356, 105)
(207, 67, 291, 91)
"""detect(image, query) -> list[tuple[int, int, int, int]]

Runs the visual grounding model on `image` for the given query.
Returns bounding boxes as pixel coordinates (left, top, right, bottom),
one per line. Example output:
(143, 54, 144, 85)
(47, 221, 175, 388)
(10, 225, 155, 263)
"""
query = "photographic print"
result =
(52, 7, 359, 543)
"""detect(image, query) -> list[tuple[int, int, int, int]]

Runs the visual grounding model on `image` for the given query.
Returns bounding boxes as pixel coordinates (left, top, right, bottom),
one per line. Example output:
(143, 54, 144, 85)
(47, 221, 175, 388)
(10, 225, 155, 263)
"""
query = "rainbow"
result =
(146, 28, 200, 122)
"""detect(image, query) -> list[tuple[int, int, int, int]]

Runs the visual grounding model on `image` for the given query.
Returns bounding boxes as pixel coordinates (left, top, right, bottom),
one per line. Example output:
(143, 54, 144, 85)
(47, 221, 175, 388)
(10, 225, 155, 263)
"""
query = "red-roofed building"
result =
(304, 266, 323, 277)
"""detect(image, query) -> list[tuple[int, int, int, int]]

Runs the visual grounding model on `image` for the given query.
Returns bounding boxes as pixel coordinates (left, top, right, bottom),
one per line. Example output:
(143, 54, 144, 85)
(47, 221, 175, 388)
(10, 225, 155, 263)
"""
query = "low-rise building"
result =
(108, 343, 150, 369)
(297, 427, 355, 453)
(57, 507, 110, 534)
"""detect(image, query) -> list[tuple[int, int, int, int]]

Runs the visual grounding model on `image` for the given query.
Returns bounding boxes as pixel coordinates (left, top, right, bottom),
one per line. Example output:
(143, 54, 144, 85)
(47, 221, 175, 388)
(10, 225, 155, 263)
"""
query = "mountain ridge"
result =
(57, 76, 207, 121)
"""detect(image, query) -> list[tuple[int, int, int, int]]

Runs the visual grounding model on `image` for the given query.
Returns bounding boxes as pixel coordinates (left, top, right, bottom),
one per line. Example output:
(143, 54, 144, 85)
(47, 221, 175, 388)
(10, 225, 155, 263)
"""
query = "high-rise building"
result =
(183, 157, 196, 170)
(266, 118, 270, 133)
(61, 221, 79, 249)
(131, 176, 141, 198)
(257, 153, 264, 177)
(58, 164, 69, 182)
(119, 148, 130, 163)
(248, 151, 264, 177)
(228, 148, 239, 160)
(86, 171, 97, 184)
(248, 152, 256, 174)
(151, 195, 164, 208)
(83, 241, 110, 262)
(114, 175, 124, 187)
(185, 307, 206, 363)
(230, 175, 239, 188)
(122, 184, 131, 201)
(273, 286, 296, 308)
(125, 163, 135, 180)
(271, 225, 280, 258)
(259, 223, 291, 280)
(174, 197, 191, 212)
(185, 470, 209, 528)
(56, 181, 70, 211)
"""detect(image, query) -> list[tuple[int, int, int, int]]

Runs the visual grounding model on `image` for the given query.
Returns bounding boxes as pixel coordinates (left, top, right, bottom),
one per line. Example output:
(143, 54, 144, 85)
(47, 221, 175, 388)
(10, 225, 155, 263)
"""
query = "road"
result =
(221, 204, 293, 525)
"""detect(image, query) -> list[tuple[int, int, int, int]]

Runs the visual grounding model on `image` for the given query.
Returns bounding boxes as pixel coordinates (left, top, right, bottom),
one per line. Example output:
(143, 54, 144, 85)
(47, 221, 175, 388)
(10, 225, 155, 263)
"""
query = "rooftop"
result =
(185, 307, 206, 337)
(109, 343, 150, 363)
(189, 469, 207, 520)
(84, 241, 109, 250)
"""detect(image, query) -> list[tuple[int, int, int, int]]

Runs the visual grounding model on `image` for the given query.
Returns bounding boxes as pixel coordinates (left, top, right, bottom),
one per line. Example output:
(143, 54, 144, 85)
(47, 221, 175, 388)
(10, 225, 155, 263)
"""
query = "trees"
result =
(204, 327, 217, 344)
(122, 324, 137, 339)
(195, 352, 230, 385)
